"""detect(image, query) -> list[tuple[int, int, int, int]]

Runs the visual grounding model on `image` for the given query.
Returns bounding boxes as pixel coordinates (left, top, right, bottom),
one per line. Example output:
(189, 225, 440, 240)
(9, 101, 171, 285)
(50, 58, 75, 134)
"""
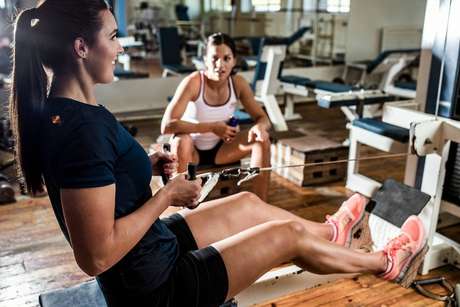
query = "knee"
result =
(284, 220, 312, 251)
(253, 137, 271, 154)
(284, 220, 307, 238)
(172, 134, 194, 155)
(238, 191, 261, 203)
(235, 191, 263, 210)
(268, 220, 309, 252)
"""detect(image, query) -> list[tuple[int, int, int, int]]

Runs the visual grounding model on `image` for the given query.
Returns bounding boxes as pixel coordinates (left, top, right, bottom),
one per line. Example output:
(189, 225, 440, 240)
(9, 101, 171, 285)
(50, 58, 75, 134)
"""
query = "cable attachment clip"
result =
(220, 167, 261, 186)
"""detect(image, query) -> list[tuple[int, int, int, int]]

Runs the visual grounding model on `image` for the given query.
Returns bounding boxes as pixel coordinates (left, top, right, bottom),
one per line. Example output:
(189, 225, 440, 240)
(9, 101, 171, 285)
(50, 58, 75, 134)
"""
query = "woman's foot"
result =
(380, 215, 427, 287)
(326, 193, 369, 247)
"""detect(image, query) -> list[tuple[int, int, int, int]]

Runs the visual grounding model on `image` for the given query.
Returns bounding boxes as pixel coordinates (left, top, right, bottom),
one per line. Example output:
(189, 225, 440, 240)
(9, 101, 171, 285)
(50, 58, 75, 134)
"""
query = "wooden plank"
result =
(255, 267, 460, 306)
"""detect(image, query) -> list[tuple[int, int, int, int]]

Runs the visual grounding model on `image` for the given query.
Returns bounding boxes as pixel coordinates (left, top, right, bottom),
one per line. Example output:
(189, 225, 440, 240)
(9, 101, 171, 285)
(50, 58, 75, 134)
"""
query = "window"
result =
(326, 0, 350, 13)
(252, 0, 281, 12)
(0, 0, 5, 9)
(204, 0, 232, 12)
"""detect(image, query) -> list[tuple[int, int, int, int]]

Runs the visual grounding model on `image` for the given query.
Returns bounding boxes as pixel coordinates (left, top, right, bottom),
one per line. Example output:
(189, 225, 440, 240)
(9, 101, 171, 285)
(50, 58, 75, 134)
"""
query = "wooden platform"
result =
(255, 266, 460, 306)
(0, 102, 459, 307)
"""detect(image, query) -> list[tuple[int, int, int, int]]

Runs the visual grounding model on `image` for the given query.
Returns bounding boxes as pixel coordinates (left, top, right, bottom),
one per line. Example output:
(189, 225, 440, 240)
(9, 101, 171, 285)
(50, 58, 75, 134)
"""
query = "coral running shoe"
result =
(326, 193, 369, 247)
(381, 215, 428, 287)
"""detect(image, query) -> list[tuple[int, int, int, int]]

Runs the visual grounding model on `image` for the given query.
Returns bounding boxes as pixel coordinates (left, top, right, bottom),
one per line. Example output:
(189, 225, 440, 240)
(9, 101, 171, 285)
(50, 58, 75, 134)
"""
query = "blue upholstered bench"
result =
(39, 279, 107, 307)
(394, 81, 417, 91)
(39, 279, 237, 307)
(280, 75, 356, 92)
(352, 118, 409, 143)
(279, 75, 314, 87)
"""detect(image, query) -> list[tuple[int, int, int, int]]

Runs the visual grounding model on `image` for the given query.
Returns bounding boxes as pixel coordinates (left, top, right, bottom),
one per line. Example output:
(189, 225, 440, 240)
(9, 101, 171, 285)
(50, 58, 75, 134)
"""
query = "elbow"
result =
(162, 120, 178, 134)
(263, 114, 272, 129)
(262, 116, 272, 130)
(265, 120, 272, 130)
(80, 267, 100, 277)
(256, 115, 271, 130)
(75, 253, 111, 276)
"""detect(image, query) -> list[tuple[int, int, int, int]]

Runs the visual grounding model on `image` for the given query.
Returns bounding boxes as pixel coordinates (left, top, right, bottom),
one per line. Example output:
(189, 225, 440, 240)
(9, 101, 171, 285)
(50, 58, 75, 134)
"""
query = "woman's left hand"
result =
(149, 151, 177, 176)
(248, 124, 269, 143)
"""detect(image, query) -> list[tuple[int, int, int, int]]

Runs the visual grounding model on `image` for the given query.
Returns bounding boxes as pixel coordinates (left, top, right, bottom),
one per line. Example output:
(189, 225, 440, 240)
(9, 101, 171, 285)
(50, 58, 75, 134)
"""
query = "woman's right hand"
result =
(212, 121, 238, 143)
(163, 174, 202, 208)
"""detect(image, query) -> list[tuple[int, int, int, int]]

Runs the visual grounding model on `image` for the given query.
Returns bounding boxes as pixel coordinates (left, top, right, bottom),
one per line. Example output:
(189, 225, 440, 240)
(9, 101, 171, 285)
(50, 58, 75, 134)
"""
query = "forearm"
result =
(255, 115, 271, 131)
(163, 119, 215, 135)
(84, 188, 172, 275)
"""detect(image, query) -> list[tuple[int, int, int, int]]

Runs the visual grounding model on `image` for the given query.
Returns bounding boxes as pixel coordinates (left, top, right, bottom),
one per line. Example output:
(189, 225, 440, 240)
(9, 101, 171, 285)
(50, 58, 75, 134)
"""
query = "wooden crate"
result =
(277, 135, 348, 186)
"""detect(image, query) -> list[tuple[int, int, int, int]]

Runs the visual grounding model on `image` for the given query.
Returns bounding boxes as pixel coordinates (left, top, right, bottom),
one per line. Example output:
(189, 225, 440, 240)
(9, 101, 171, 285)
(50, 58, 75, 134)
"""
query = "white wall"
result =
(126, 0, 176, 25)
(346, 0, 427, 62)
(265, 11, 303, 37)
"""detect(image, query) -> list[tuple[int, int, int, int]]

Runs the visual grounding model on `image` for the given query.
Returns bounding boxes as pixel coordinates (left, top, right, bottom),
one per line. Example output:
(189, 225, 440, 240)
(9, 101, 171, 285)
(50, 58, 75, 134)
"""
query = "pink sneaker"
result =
(381, 215, 428, 287)
(326, 193, 369, 247)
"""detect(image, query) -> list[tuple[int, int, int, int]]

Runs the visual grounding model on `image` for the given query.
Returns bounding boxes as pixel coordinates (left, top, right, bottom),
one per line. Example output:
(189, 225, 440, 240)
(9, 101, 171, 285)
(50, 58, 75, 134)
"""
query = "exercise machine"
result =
(345, 0, 460, 275)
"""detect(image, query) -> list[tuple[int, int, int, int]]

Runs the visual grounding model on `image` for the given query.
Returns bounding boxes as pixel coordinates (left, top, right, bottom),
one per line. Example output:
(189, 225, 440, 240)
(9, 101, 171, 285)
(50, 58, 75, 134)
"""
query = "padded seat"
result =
(352, 118, 409, 143)
(39, 279, 107, 307)
(39, 279, 237, 307)
(279, 75, 313, 86)
(394, 81, 416, 90)
(366, 48, 420, 73)
(280, 75, 356, 93)
(312, 80, 356, 92)
(317, 93, 392, 109)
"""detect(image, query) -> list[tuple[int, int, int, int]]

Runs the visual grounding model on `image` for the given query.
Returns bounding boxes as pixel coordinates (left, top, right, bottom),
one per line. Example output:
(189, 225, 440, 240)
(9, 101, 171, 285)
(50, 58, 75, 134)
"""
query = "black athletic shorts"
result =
(161, 213, 229, 307)
(98, 213, 229, 307)
(196, 140, 224, 166)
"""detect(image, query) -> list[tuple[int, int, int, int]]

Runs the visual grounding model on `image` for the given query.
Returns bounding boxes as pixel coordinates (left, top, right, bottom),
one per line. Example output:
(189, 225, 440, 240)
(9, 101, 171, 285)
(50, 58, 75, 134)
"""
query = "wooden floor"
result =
(1, 101, 459, 306)
(255, 266, 460, 306)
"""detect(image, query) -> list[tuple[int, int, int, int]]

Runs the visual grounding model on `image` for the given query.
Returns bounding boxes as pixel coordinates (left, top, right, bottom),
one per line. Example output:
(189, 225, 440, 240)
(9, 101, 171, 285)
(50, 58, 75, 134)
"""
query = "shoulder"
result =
(182, 71, 202, 89)
(232, 74, 250, 89)
(47, 97, 117, 125)
(231, 74, 251, 95)
(75, 108, 117, 138)
(173, 71, 202, 102)
(47, 98, 118, 141)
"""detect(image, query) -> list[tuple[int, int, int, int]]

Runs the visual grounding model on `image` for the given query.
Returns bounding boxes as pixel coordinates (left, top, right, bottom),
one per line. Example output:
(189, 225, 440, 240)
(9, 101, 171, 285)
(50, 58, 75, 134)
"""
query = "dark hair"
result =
(9, 0, 110, 195)
(206, 32, 237, 75)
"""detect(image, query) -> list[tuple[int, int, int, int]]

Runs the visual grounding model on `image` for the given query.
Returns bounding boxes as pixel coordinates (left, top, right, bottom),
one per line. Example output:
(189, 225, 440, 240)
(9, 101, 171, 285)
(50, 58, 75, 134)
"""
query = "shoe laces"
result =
(326, 207, 353, 228)
(386, 234, 412, 257)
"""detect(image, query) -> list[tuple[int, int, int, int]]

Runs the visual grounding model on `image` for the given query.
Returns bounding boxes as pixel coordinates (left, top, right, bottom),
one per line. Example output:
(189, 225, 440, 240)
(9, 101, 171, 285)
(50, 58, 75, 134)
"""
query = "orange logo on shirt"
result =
(51, 115, 62, 125)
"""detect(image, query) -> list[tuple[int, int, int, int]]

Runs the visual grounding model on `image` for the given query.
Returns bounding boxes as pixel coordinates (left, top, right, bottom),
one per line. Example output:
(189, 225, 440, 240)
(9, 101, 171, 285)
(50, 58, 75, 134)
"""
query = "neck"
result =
(204, 71, 228, 89)
(49, 71, 96, 105)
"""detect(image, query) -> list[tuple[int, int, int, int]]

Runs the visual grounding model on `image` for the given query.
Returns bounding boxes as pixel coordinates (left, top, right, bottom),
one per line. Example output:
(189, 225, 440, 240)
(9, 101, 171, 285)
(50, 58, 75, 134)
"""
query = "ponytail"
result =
(10, 8, 48, 195)
(9, 0, 109, 195)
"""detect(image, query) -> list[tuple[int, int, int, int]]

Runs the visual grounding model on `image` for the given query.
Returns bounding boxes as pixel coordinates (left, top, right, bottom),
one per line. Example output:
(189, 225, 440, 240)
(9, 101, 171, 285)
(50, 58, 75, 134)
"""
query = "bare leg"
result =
(211, 219, 387, 300)
(215, 130, 271, 200)
(180, 192, 333, 247)
(171, 134, 199, 173)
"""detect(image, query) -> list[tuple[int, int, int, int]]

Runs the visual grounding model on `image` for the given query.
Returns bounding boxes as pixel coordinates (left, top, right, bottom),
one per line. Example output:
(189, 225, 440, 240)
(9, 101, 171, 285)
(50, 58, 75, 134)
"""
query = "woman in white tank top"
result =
(161, 33, 271, 200)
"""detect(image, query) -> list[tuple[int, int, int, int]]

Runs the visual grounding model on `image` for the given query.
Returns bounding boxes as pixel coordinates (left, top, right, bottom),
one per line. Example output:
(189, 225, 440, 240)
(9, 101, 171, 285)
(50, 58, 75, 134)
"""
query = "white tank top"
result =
(182, 71, 238, 150)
